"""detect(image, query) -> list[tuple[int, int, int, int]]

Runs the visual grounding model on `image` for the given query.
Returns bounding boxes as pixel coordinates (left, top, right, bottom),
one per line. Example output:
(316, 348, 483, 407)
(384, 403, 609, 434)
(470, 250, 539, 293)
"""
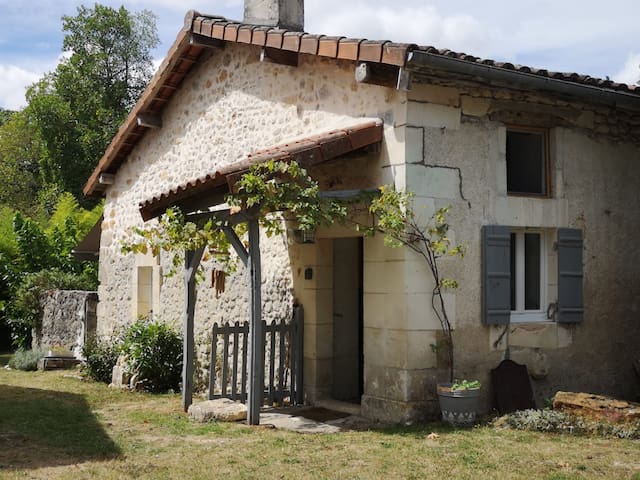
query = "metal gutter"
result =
(406, 50, 640, 112)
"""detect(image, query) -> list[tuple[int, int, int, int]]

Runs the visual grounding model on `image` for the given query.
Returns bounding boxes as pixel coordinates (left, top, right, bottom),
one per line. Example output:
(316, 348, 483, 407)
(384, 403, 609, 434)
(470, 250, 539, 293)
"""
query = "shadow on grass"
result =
(0, 384, 121, 470)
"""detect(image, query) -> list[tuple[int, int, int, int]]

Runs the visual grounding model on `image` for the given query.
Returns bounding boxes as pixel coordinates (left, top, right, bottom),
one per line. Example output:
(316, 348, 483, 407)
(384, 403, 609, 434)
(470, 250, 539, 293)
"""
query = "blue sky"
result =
(1, 0, 639, 110)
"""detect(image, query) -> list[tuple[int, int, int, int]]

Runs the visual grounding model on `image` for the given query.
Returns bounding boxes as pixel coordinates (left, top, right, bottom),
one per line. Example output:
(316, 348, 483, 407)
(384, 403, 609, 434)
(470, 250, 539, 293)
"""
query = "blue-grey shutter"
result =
(557, 228, 584, 323)
(482, 225, 511, 325)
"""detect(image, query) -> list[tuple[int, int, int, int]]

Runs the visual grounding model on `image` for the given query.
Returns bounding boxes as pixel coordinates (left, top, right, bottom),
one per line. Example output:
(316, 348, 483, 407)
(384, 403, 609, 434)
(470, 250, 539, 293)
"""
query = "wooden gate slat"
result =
(209, 323, 218, 400)
(207, 310, 302, 405)
(231, 321, 239, 400)
(241, 321, 248, 402)
(268, 321, 276, 405)
(222, 325, 230, 396)
(278, 317, 286, 404)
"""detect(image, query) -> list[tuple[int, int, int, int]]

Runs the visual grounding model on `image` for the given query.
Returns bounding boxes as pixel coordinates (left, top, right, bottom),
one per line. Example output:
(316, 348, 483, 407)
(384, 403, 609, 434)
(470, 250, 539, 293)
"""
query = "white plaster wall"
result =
(402, 82, 640, 407)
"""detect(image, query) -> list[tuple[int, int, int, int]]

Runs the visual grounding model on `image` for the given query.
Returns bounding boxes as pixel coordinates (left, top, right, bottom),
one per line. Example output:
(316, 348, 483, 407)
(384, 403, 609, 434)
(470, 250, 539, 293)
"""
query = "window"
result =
(137, 266, 154, 318)
(509, 230, 546, 323)
(506, 127, 549, 196)
(482, 226, 584, 326)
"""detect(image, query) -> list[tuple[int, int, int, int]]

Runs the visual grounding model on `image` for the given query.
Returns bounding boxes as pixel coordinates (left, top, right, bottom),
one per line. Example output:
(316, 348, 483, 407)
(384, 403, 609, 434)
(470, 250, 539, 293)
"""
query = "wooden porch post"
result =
(247, 217, 264, 425)
(182, 246, 204, 412)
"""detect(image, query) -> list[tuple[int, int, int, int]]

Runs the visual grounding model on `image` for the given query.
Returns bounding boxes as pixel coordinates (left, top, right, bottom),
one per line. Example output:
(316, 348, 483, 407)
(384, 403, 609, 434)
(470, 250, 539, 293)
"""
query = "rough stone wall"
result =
(97, 43, 404, 384)
(37, 290, 98, 358)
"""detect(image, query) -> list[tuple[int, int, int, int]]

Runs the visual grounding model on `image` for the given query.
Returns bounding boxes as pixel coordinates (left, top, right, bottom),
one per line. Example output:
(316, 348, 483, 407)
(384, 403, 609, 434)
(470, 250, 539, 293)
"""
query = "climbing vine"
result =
(365, 186, 464, 382)
(122, 161, 464, 381)
(121, 160, 347, 276)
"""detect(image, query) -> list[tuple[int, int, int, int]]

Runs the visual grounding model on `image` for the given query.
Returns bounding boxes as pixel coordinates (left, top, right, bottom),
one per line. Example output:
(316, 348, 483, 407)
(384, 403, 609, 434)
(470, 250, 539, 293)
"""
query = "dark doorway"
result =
(332, 237, 363, 403)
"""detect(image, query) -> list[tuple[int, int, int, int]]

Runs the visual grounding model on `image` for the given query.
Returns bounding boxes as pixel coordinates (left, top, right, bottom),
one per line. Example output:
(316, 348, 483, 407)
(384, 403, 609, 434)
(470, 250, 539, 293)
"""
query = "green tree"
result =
(0, 108, 14, 126)
(0, 195, 102, 348)
(0, 110, 43, 214)
(25, 4, 159, 202)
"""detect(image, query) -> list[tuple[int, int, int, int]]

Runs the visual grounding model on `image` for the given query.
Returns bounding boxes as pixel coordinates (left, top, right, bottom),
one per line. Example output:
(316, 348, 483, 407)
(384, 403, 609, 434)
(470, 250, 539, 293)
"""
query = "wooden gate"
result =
(208, 305, 303, 405)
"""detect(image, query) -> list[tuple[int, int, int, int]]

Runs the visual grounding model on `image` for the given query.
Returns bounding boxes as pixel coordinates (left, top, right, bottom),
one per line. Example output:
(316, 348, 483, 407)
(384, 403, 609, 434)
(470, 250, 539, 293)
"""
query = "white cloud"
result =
(0, 65, 42, 110)
(613, 53, 640, 86)
(306, 2, 493, 55)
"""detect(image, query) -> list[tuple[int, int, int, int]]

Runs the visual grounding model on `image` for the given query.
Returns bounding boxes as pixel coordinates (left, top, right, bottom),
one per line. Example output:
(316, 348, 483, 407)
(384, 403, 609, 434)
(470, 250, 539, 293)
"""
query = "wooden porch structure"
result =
(136, 120, 384, 425)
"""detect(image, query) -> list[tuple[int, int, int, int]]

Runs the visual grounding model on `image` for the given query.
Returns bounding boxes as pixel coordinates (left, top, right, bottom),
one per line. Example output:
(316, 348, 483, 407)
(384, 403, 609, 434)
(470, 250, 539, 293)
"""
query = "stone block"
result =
(364, 292, 409, 330)
(495, 196, 569, 228)
(363, 234, 406, 263)
(406, 330, 438, 369)
(460, 95, 491, 117)
(553, 391, 640, 424)
(404, 259, 436, 294)
(110, 363, 131, 389)
(304, 322, 334, 359)
(407, 165, 461, 199)
(308, 265, 333, 290)
(303, 357, 332, 396)
(408, 85, 460, 107)
(509, 323, 558, 349)
(406, 126, 424, 164)
(406, 293, 441, 330)
(361, 388, 440, 424)
(364, 327, 407, 368)
(557, 324, 573, 348)
(364, 260, 406, 294)
(188, 399, 247, 423)
(407, 103, 461, 130)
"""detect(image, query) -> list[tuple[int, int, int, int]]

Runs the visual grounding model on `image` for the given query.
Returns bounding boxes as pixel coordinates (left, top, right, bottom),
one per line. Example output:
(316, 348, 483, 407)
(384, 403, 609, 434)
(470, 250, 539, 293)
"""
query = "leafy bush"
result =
(498, 408, 640, 439)
(120, 318, 182, 393)
(8, 347, 46, 371)
(82, 335, 121, 384)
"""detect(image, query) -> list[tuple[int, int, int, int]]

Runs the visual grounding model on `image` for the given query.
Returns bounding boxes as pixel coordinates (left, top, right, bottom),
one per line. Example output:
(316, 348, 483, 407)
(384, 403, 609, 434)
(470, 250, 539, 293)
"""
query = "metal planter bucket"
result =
(437, 383, 481, 427)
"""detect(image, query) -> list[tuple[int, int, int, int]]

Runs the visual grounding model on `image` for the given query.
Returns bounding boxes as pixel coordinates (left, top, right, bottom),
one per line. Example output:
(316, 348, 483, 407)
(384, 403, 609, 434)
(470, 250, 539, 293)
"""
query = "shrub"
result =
(8, 347, 46, 371)
(82, 335, 120, 383)
(498, 408, 640, 439)
(120, 318, 182, 393)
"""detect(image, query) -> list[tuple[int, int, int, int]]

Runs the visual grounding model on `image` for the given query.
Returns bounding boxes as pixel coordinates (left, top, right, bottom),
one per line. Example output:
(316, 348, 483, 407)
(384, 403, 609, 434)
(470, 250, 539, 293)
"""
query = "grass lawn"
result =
(0, 367, 638, 480)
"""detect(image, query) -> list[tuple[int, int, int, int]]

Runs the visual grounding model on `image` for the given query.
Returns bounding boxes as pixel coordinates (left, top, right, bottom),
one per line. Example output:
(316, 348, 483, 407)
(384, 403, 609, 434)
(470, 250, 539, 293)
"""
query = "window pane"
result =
(510, 233, 516, 311)
(506, 131, 546, 195)
(524, 233, 541, 310)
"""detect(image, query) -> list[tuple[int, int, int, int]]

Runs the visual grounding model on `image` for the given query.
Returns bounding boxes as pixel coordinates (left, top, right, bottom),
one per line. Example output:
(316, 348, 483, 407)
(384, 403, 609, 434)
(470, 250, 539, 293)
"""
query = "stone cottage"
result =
(83, 0, 640, 422)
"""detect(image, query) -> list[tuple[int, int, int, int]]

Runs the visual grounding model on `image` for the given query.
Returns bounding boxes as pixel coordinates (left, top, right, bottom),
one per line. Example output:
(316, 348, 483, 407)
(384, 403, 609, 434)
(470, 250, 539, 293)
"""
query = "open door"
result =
(332, 237, 363, 403)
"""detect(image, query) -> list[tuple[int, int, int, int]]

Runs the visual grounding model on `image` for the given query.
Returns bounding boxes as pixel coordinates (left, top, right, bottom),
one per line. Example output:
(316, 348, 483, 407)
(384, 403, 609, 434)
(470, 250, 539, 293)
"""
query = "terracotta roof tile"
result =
(282, 32, 304, 52)
(138, 120, 383, 220)
(318, 36, 344, 58)
(359, 41, 385, 63)
(251, 26, 270, 46)
(223, 23, 240, 42)
(237, 24, 254, 44)
(337, 38, 363, 61)
(83, 11, 640, 197)
(266, 29, 286, 49)
(211, 21, 227, 39)
(299, 34, 322, 55)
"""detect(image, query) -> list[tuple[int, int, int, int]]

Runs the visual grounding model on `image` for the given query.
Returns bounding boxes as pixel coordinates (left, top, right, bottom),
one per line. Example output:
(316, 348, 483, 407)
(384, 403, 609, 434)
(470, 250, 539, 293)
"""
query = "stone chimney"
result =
(243, 0, 304, 31)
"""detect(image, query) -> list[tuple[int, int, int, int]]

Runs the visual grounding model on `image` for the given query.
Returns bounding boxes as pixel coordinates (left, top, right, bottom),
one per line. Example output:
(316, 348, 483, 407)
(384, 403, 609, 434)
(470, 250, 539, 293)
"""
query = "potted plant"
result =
(437, 379, 481, 427)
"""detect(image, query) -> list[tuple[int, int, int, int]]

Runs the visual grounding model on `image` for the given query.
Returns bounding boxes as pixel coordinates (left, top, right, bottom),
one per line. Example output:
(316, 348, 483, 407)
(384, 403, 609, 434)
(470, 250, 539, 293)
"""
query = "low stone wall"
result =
(35, 290, 98, 358)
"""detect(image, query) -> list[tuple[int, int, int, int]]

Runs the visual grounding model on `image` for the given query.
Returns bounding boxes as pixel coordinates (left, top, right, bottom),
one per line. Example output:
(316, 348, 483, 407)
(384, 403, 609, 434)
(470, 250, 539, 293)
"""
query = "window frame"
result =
(505, 125, 551, 198)
(510, 228, 548, 323)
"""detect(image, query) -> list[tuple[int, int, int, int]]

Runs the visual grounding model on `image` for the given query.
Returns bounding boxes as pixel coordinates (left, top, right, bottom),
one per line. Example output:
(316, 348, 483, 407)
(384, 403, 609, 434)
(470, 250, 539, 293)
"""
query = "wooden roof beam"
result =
(189, 33, 225, 49)
(137, 112, 163, 129)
